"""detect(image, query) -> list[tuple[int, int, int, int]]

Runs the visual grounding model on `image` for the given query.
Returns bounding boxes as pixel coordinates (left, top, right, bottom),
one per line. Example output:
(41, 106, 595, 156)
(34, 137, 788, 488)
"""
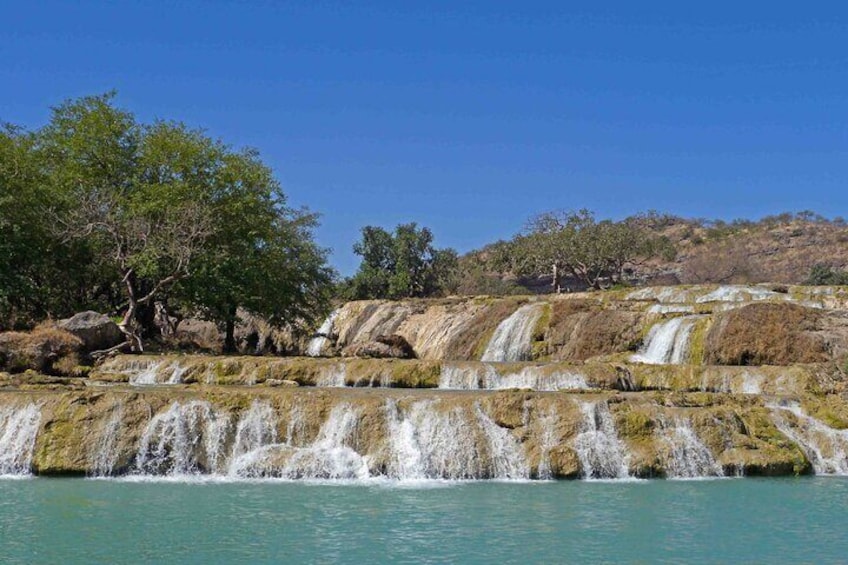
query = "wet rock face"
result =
(58, 311, 123, 352)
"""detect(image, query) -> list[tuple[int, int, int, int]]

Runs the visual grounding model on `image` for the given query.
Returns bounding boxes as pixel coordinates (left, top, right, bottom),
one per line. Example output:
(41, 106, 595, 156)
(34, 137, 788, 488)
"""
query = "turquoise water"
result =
(1, 477, 846, 564)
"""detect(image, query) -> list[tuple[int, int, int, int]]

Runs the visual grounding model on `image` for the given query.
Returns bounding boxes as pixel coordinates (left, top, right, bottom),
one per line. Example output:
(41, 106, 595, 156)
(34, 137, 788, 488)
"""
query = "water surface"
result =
(1, 477, 845, 564)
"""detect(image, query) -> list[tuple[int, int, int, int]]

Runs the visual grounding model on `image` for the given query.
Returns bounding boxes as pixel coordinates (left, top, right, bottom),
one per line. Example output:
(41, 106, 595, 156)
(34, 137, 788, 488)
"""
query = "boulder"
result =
(342, 334, 417, 359)
(58, 311, 123, 352)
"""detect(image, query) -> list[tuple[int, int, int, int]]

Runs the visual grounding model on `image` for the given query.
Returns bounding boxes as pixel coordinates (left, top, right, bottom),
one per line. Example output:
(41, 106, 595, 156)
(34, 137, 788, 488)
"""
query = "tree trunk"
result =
(552, 263, 562, 294)
(223, 304, 238, 354)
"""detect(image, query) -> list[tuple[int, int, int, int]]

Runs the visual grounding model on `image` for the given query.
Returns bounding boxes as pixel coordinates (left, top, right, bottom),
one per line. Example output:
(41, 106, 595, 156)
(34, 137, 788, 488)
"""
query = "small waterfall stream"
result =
(481, 303, 545, 362)
(134, 401, 230, 476)
(0, 404, 41, 476)
(572, 401, 630, 479)
(439, 364, 588, 391)
(770, 403, 848, 475)
(660, 418, 723, 478)
(632, 316, 700, 365)
(306, 309, 339, 357)
(91, 405, 124, 476)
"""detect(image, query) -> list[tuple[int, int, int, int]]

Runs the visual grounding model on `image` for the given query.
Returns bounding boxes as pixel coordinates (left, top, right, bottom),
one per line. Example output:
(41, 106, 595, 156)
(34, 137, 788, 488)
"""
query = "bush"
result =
(805, 264, 848, 286)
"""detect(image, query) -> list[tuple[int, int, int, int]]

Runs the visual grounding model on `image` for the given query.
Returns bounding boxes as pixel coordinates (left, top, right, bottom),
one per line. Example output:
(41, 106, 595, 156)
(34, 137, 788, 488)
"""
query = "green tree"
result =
(515, 209, 671, 291)
(346, 223, 458, 299)
(35, 93, 332, 351)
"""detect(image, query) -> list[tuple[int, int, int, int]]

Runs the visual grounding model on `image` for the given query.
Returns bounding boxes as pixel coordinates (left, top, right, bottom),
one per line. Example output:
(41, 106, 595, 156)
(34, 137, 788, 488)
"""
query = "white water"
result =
(439, 364, 588, 391)
(696, 285, 779, 304)
(474, 404, 530, 479)
(135, 401, 230, 476)
(572, 401, 630, 479)
(661, 419, 723, 479)
(91, 405, 124, 476)
(0, 404, 41, 476)
(770, 403, 848, 475)
(535, 405, 560, 479)
(383, 400, 485, 480)
(631, 316, 700, 365)
(227, 401, 278, 475)
(306, 309, 339, 357)
(315, 364, 347, 387)
(128, 361, 163, 385)
(481, 303, 545, 362)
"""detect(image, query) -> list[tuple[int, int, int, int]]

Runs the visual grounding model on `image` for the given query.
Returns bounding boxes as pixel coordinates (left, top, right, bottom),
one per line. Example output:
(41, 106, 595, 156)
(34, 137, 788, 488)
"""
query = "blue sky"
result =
(3, 2, 848, 274)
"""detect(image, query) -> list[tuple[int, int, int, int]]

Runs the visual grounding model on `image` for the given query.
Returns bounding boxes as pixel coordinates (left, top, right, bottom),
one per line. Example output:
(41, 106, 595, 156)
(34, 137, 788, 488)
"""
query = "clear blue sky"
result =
(3, 1, 848, 274)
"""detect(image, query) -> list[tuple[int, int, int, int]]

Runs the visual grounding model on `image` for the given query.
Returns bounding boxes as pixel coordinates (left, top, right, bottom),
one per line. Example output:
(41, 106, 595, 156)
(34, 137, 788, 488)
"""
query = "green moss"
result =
(687, 318, 710, 365)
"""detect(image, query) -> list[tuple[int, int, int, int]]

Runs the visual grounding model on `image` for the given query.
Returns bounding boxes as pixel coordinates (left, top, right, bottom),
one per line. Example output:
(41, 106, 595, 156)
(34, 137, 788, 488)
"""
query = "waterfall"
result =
(572, 401, 630, 479)
(90, 405, 124, 477)
(0, 404, 41, 476)
(227, 401, 278, 475)
(383, 400, 484, 480)
(134, 401, 230, 476)
(770, 403, 848, 475)
(661, 419, 723, 478)
(439, 363, 588, 391)
(277, 403, 370, 480)
(535, 405, 560, 479)
(129, 361, 163, 385)
(439, 364, 490, 389)
(306, 309, 339, 357)
(481, 303, 545, 362)
(315, 363, 347, 387)
(740, 372, 763, 395)
(474, 404, 529, 479)
(631, 316, 700, 365)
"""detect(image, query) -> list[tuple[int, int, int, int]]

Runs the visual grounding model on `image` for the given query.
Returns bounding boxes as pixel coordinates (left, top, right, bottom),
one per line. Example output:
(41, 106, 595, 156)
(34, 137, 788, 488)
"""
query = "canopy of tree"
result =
(343, 223, 458, 299)
(472, 210, 674, 292)
(0, 93, 333, 351)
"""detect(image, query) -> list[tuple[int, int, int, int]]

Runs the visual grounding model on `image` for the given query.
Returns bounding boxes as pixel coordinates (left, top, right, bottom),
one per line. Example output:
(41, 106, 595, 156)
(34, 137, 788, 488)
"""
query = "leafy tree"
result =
(514, 209, 671, 291)
(32, 93, 332, 351)
(346, 223, 458, 299)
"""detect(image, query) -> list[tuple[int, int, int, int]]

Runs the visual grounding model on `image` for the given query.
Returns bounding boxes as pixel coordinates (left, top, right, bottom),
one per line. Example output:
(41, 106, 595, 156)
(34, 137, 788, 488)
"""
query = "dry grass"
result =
(0, 325, 83, 374)
(546, 300, 641, 361)
(704, 303, 828, 365)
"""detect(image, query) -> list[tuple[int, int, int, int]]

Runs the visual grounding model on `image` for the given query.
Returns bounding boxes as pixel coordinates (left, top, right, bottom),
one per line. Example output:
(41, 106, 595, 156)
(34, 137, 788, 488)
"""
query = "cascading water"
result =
(315, 364, 347, 387)
(572, 401, 630, 479)
(535, 405, 560, 479)
(439, 364, 588, 391)
(277, 403, 370, 480)
(474, 404, 529, 479)
(631, 316, 700, 365)
(128, 361, 163, 385)
(383, 400, 484, 480)
(660, 418, 723, 478)
(227, 400, 278, 475)
(306, 309, 339, 357)
(90, 405, 124, 476)
(0, 404, 41, 476)
(480, 303, 545, 362)
(134, 401, 230, 476)
(770, 403, 848, 475)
